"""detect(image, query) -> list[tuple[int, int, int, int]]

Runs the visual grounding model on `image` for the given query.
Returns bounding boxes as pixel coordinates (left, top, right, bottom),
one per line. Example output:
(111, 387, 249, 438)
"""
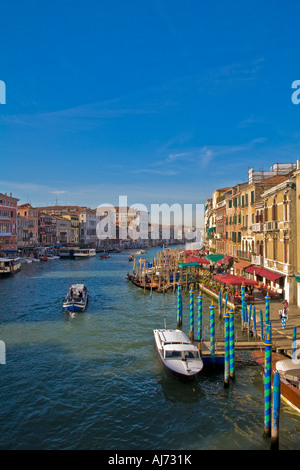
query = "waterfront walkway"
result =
(251, 290, 300, 358)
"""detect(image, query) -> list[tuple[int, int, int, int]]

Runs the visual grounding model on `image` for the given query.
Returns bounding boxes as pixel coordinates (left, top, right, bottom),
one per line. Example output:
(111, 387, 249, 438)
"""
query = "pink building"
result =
(0, 192, 19, 252)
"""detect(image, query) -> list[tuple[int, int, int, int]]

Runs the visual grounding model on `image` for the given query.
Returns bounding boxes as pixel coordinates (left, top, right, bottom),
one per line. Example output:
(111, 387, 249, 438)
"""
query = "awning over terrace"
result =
(217, 256, 232, 265)
(185, 256, 210, 264)
(233, 261, 253, 271)
(214, 274, 258, 286)
(205, 254, 224, 263)
(244, 266, 284, 282)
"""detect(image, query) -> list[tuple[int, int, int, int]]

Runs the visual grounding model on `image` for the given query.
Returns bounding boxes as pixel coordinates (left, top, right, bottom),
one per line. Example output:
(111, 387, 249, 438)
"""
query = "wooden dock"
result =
(193, 339, 265, 358)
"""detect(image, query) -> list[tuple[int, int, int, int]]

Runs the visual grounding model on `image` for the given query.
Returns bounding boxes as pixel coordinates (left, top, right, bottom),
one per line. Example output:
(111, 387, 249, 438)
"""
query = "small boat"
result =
(100, 253, 111, 259)
(40, 256, 48, 261)
(62, 284, 89, 312)
(0, 257, 21, 276)
(153, 328, 204, 381)
(129, 254, 134, 262)
(73, 249, 96, 258)
(25, 258, 33, 263)
(252, 350, 300, 414)
(136, 249, 146, 255)
(127, 273, 159, 290)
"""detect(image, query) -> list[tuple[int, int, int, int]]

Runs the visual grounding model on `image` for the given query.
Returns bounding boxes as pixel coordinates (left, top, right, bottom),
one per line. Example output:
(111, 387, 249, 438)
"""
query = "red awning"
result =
(244, 266, 283, 281)
(217, 255, 232, 265)
(214, 274, 258, 286)
(185, 256, 210, 264)
(214, 274, 244, 285)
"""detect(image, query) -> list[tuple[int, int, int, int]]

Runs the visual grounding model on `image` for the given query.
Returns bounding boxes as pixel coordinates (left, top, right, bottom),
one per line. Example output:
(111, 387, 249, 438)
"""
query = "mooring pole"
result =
(271, 372, 280, 450)
(189, 288, 194, 341)
(265, 294, 270, 324)
(293, 327, 297, 360)
(218, 290, 222, 317)
(210, 303, 215, 364)
(260, 309, 264, 340)
(177, 282, 182, 328)
(263, 338, 273, 438)
(224, 311, 230, 388)
(229, 309, 235, 379)
(197, 293, 202, 354)
(252, 305, 257, 338)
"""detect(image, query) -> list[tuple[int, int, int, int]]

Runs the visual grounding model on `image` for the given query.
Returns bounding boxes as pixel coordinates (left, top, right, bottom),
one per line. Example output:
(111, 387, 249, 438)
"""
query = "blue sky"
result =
(1, 0, 300, 209)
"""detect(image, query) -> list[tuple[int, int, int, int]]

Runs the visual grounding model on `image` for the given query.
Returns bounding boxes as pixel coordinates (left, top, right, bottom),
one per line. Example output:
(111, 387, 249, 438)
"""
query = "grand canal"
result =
(0, 247, 299, 450)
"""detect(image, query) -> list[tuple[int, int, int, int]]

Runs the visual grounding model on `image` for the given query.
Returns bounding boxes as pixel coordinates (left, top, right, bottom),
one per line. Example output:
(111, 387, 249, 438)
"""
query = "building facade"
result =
(0, 192, 19, 252)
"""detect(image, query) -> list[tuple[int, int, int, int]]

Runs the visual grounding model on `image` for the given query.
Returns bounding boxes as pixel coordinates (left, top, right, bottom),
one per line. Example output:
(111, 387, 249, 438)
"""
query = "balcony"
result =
(251, 222, 263, 232)
(264, 221, 278, 231)
(237, 250, 251, 260)
(251, 254, 263, 266)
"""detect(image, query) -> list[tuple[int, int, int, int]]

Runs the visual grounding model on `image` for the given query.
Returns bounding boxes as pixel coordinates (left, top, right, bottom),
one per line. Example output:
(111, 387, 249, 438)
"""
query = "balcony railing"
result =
(251, 222, 263, 232)
(264, 221, 278, 231)
(251, 254, 263, 265)
(237, 250, 251, 260)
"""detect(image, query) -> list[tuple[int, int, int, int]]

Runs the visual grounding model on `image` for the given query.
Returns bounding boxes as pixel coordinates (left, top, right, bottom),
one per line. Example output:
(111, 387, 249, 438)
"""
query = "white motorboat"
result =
(153, 328, 203, 381)
(62, 284, 89, 312)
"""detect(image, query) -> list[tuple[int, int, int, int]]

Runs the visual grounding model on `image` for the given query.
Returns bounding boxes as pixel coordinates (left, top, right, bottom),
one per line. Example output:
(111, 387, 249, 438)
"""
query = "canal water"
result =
(0, 247, 299, 450)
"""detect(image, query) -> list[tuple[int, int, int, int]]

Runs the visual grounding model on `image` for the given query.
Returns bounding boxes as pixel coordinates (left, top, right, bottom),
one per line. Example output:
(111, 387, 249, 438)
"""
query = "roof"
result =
(260, 175, 289, 185)
(233, 261, 253, 270)
(158, 329, 189, 344)
(163, 343, 198, 351)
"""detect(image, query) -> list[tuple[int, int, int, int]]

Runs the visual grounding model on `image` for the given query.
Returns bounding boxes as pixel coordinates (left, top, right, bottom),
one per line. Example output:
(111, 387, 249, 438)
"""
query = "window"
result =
(251, 191, 255, 204)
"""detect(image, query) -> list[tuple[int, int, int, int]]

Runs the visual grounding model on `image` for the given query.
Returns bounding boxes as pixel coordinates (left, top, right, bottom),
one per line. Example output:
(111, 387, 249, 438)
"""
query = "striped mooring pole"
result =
(271, 372, 281, 450)
(293, 327, 297, 360)
(224, 311, 230, 388)
(263, 338, 273, 438)
(218, 291, 222, 316)
(241, 284, 245, 330)
(224, 292, 228, 316)
(265, 294, 270, 324)
(177, 282, 182, 328)
(189, 288, 194, 341)
(260, 309, 264, 340)
(242, 301, 248, 331)
(252, 305, 257, 338)
(229, 309, 235, 379)
(210, 303, 215, 363)
(248, 304, 252, 335)
(197, 293, 203, 353)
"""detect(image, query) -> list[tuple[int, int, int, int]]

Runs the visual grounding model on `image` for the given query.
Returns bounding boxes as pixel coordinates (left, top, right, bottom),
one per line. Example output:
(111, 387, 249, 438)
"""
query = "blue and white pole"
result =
(271, 372, 281, 450)
(210, 303, 215, 363)
(264, 338, 273, 438)
(265, 294, 270, 324)
(224, 311, 230, 388)
(229, 309, 235, 379)
(189, 288, 194, 341)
